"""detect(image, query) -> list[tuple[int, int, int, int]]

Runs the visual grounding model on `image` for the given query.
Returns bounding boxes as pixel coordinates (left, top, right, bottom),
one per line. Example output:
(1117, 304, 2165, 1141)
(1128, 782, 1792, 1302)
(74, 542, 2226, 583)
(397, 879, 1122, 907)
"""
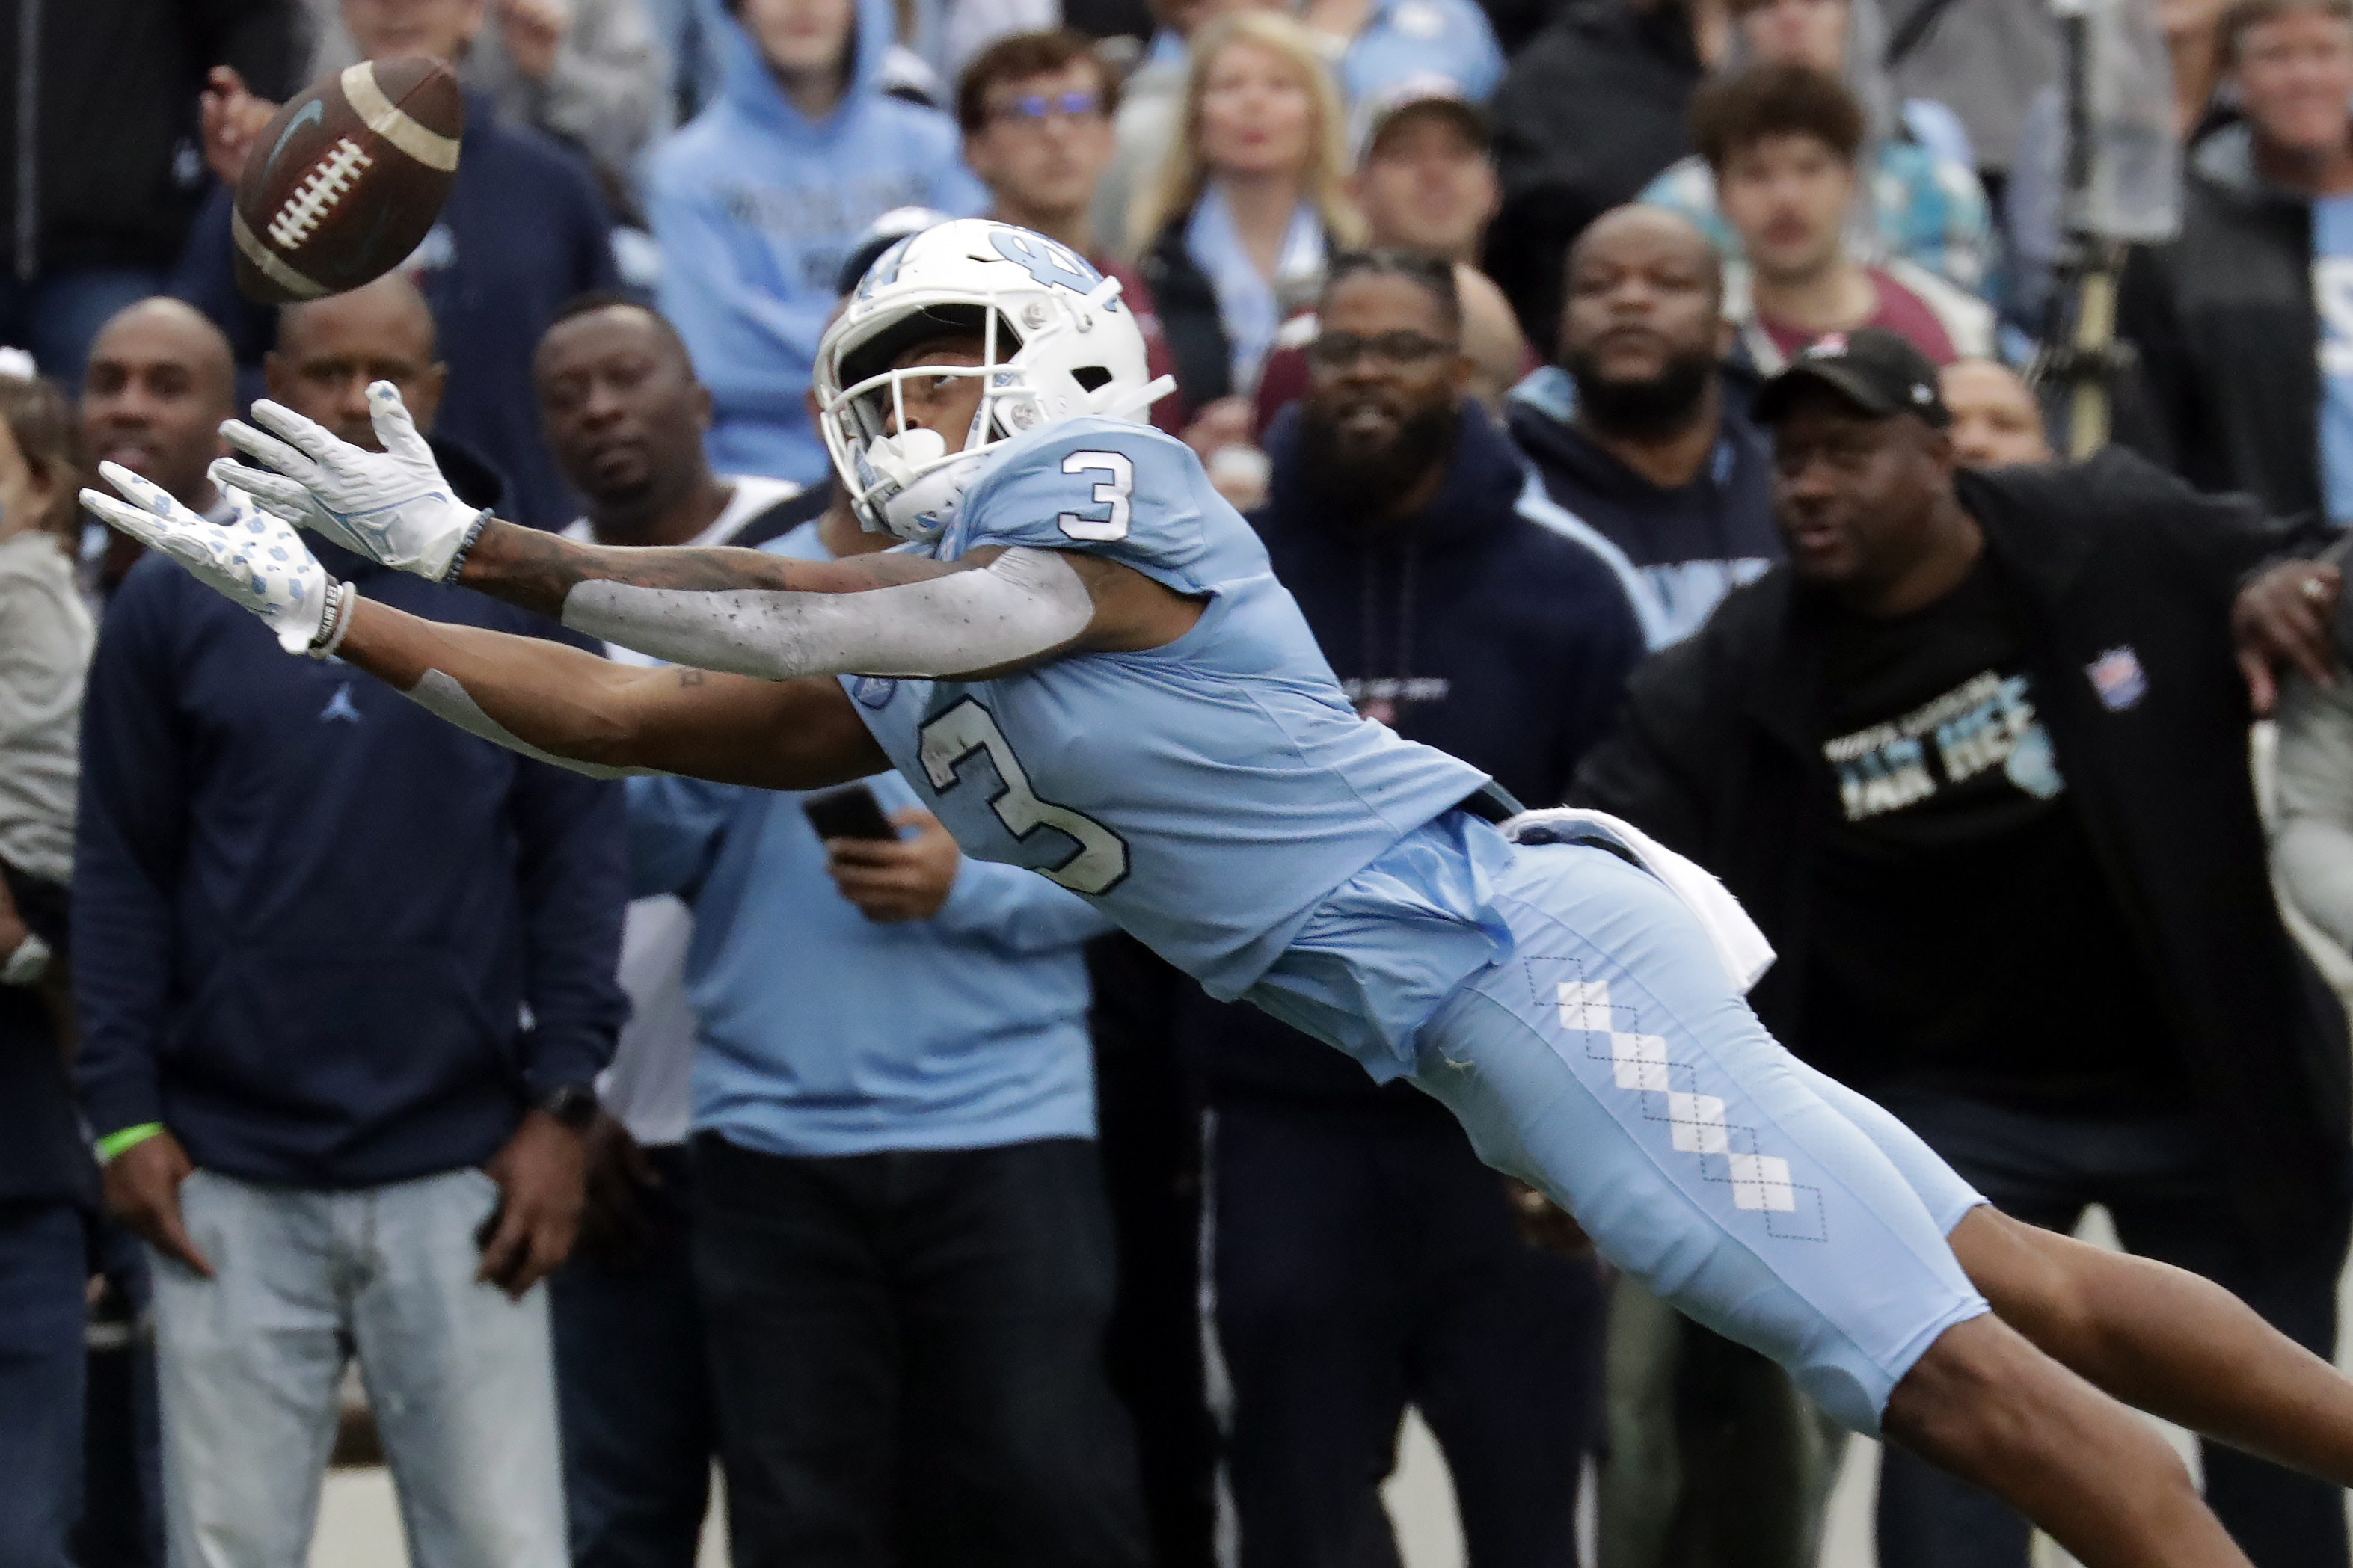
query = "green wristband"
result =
(95, 1123, 165, 1164)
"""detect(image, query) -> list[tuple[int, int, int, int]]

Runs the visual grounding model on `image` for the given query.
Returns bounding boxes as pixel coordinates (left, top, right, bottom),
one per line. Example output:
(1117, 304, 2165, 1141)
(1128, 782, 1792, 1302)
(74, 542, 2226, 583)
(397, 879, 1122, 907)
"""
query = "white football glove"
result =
(213, 381, 482, 581)
(82, 462, 332, 654)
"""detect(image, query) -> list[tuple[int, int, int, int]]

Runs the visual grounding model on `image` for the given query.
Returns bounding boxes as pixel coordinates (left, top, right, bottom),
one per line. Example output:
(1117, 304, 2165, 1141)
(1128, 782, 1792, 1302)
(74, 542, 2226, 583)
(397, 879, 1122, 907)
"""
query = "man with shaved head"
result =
(1507, 205, 1779, 648)
(1942, 359, 2054, 470)
(270, 277, 446, 455)
(1506, 206, 1814, 1568)
(531, 294, 1150, 1568)
(266, 275, 504, 511)
(73, 290, 628, 1567)
(82, 299, 239, 593)
(536, 296, 808, 554)
(530, 295, 810, 1562)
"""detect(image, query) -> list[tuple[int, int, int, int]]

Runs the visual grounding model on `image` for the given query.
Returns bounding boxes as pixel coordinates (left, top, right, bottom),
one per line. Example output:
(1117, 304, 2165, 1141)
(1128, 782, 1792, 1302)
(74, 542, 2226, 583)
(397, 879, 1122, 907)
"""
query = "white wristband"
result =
(2, 930, 52, 986)
(307, 580, 358, 660)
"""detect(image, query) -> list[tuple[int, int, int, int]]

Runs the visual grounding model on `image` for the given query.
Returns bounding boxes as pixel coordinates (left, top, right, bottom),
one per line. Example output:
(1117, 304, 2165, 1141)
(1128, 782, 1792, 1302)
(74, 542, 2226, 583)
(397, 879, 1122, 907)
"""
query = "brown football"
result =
(230, 57, 464, 306)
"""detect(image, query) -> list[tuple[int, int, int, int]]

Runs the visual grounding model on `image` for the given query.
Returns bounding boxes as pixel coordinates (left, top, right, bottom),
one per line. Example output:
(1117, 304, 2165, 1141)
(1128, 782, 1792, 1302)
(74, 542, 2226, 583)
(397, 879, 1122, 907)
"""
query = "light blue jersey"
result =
(847, 416, 1991, 1429)
(850, 416, 1491, 1024)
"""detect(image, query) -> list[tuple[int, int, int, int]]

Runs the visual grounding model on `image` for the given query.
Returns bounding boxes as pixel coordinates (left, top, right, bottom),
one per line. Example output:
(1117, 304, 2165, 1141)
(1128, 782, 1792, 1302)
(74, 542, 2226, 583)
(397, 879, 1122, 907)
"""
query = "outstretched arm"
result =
(209, 385, 1197, 679)
(447, 517, 1097, 680)
(78, 468, 886, 791)
(332, 597, 888, 790)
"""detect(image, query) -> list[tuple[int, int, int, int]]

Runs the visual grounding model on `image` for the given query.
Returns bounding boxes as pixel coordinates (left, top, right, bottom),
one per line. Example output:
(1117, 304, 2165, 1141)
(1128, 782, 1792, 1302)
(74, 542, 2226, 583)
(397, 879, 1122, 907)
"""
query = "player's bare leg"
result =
(1951, 1205, 2353, 1486)
(1885, 1315, 2251, 1568)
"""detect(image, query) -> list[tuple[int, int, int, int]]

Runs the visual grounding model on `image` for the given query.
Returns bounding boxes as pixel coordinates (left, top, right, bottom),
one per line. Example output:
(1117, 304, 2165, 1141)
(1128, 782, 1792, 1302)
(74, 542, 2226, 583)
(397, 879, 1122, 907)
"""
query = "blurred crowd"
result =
(11, 0, 2353, 1567)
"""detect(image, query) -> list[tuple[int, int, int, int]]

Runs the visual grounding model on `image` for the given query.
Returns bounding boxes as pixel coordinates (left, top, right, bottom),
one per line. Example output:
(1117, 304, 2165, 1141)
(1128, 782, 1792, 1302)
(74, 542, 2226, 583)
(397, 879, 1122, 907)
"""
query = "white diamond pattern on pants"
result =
(1610, 1033, 1671, 1092)
(1553, 978, 1820, 1234)
(1728, 1153, 1797, 1213)
(1665, 1092, 1731, 1157)
(1558, 980, 1615, 1033)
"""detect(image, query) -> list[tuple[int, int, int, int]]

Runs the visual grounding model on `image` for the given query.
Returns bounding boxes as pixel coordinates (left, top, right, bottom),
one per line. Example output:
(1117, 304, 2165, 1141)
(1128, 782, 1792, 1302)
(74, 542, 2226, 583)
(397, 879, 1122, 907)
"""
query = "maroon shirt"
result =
(1759, 268, 1958, 365)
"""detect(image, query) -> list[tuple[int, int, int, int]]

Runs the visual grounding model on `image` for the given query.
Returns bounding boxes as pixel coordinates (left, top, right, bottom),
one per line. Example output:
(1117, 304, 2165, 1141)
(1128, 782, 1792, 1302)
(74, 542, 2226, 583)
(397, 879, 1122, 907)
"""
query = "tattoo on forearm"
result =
(678, 668, 706, 686)
(458, 520, 955, 618)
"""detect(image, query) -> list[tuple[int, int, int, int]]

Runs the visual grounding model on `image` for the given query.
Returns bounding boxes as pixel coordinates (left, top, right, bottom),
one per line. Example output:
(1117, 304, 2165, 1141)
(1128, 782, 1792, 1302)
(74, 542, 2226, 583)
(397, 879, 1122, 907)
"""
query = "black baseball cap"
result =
(1752, 328, 1951, 428)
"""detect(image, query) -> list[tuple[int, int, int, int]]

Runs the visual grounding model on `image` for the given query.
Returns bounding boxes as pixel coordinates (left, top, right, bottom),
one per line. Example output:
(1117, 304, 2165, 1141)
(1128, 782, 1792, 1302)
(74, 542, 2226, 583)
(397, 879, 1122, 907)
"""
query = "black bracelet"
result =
(441, 511, 493, 585)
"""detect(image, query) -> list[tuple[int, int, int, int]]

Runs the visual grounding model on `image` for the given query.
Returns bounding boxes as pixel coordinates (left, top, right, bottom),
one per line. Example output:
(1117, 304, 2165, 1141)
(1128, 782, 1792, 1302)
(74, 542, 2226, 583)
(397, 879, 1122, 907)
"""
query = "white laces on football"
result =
(82, 462, 331, 654)
(213, 381, 483, 581)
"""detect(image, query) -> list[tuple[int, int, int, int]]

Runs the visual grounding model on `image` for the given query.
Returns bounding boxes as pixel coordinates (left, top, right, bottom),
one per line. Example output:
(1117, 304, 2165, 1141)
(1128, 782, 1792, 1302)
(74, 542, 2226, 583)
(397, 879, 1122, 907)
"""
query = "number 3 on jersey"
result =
(1058, 451, 1132, 541)
(918, 698, 1130, 894)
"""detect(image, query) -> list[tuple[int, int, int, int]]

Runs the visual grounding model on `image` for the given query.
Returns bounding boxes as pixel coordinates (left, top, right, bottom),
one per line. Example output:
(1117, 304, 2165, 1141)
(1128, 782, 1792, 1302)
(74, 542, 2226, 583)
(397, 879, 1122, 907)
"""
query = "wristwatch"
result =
(537, 1083, 599, 1132)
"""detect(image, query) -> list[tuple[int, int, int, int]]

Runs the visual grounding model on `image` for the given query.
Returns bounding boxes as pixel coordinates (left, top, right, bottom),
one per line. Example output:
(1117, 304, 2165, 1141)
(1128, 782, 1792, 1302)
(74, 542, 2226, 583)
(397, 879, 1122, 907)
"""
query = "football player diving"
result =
(85, 221, 2353, 1567)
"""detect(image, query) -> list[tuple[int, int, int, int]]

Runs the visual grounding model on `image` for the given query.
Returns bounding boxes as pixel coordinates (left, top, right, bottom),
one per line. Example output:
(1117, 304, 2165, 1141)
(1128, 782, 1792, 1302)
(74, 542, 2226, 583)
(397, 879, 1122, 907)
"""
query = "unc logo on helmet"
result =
(987, 230, 1111, 301)
(813, 219, 1172, 544)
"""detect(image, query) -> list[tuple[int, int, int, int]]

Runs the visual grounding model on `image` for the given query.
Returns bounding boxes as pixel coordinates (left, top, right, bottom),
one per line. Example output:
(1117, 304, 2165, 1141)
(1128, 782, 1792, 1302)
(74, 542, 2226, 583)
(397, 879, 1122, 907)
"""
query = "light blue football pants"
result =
(1409, 840, 1990, 1434)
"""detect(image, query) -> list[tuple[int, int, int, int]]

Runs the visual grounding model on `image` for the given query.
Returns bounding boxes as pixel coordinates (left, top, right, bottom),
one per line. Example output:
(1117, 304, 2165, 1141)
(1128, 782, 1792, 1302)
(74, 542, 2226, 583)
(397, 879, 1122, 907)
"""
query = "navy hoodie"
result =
(1179, 401, 1648, 1105)
(1507, 364, 1782, 648)
(173, 91, 621, 529)
(73, 544, 628, 1188)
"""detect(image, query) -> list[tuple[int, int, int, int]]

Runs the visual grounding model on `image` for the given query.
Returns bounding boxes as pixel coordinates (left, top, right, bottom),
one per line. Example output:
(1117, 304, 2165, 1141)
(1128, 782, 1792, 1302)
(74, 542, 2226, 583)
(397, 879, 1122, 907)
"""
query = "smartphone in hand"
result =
(801, 783, 898, 842)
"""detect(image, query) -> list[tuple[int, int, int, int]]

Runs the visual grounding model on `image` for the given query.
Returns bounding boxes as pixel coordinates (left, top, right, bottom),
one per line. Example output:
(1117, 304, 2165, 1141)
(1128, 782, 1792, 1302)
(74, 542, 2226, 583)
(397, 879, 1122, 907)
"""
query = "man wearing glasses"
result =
(1176, 249, 1647, 1568)
(957, 31, 1186, 437)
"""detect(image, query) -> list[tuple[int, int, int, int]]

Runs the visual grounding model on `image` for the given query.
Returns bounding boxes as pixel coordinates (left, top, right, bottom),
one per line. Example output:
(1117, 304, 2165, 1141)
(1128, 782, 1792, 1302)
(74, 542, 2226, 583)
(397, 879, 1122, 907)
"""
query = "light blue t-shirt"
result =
(628, 520, 1111, 1158)
(2315, 194, 2353, 527)
(848, 416, 1500, 1080)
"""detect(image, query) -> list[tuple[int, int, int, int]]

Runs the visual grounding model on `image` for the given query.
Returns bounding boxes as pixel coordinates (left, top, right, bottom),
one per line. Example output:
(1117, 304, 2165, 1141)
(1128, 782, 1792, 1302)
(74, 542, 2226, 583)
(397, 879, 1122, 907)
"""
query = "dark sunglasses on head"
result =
(989, 90, 1105, 126)
(1304, 330, 1458, 371)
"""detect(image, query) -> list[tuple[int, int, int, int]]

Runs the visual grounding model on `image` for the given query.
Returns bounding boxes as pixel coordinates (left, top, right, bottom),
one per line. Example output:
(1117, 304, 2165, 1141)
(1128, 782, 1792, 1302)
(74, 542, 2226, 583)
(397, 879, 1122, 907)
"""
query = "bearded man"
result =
(1171, 248, 1647, 1568)
(1508, 205, 1780, 648)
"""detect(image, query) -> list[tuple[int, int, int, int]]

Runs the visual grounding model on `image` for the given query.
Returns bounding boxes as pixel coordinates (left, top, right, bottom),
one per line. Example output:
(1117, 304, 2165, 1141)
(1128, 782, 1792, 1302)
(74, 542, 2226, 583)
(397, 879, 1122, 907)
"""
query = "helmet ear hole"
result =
(1071, 366, 1113, 393)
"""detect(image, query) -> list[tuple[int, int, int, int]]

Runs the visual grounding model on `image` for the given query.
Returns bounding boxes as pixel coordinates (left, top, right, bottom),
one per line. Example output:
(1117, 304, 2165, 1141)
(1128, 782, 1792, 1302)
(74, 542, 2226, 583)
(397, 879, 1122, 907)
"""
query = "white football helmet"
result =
(814, 218, 1171, 542)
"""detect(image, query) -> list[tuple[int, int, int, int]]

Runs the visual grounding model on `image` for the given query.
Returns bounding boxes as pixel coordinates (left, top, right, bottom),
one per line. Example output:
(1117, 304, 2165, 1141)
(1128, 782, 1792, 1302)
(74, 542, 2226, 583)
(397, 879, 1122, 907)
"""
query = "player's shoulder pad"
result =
(947, 416, 1210, 584)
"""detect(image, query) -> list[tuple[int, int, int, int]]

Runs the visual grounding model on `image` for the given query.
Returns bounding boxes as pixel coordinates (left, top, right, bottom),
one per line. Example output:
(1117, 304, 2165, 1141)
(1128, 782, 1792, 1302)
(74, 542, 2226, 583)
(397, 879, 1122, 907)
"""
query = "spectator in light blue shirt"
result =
(1305, 0, 1504, 109)
(625, 502, 1150, 1568)
(646, 0, 986, 488)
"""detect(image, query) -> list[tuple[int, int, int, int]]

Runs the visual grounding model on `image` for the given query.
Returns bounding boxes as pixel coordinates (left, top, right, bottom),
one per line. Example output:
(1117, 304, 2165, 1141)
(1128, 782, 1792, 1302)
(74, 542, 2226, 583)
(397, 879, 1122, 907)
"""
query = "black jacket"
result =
(2118, 123, 2323, 523)
(1138, 218, 1232, 411)
(1183, 401, 1648, 1107)
(1, 0, 297, 278)
(1506, 363, 1782, 645)
(1573, 449, 2348, 1250)
(1482, 0, 1705, 348)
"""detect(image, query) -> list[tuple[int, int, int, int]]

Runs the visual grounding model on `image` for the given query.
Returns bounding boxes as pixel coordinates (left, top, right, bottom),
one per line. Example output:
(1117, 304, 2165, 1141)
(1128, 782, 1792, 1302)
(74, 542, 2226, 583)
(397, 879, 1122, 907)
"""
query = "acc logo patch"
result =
(2084, 647, 2147, 712)
(851, 676, 898, 709)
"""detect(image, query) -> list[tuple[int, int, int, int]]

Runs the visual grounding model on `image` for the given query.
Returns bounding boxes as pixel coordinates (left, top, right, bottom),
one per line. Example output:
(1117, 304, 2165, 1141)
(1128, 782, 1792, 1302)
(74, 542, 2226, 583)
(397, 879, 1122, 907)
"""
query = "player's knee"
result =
(1883, 1315, 2071, 1472)
(1947, 1206, 2100, 1358)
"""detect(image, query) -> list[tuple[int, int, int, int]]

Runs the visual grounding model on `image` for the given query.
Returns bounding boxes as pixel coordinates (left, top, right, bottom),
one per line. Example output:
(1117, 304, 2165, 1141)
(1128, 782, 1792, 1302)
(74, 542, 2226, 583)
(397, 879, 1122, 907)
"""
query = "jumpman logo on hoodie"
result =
(319, 683, 363, 725)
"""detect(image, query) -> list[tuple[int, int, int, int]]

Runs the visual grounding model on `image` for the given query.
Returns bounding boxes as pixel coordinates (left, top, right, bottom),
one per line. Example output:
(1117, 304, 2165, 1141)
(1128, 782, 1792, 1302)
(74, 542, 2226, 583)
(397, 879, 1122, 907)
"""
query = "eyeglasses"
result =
(987, 90, 1105, 127)
(1304, 330, 1458, 372)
